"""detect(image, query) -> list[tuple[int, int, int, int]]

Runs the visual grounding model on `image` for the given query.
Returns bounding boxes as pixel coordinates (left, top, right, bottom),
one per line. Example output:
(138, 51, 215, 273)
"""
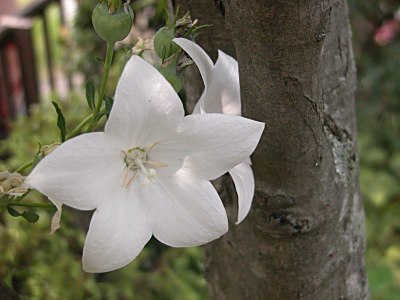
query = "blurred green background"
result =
(0, 0, 400, 299)
(350, 1, 400, 299)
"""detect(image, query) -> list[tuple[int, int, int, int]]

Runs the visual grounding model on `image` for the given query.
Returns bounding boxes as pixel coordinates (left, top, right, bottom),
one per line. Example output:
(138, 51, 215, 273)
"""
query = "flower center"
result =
(121, 143, 166, 188)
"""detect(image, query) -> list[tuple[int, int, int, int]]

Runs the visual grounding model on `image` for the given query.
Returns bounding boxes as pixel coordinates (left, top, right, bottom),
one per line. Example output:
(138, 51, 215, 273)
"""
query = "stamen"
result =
(125, 170, 139, 188)
(146, 143, 156, 151)
(146, 160, 168, 168)
(121, 144, 167, 189)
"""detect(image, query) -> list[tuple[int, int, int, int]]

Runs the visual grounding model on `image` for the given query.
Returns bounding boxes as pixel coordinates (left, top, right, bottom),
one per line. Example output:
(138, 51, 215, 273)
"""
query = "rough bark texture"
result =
(173, 0, 368, 299)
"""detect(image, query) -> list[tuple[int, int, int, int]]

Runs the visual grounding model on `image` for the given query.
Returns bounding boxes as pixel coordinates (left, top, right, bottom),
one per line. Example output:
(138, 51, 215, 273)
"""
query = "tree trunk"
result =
(173, 0, 369, 299)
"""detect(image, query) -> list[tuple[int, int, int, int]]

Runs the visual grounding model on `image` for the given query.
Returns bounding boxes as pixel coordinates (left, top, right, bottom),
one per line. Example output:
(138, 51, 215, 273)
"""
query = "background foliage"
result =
(0, 0, 399, 299)
(350, 0, 400, 298)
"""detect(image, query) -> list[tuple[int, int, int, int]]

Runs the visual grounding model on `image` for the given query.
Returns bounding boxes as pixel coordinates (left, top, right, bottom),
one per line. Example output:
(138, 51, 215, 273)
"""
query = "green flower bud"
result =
(155, 64, 184, 93)
(92, 2, 134, 43)
(153, 27, 180, 60)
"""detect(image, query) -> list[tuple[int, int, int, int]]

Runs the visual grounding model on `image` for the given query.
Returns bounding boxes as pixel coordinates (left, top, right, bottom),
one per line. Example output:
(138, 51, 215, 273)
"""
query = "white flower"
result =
(25, 55, 264, 273)
(174, 38, 256, 224)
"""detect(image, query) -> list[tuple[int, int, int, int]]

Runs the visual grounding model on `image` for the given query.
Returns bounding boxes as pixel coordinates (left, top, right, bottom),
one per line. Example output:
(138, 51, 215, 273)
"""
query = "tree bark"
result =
(173, 0, 369, 299)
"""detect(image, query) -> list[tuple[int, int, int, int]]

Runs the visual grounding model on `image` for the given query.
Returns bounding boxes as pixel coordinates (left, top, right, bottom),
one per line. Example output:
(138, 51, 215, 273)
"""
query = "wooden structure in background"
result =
(0, 0, 67, 138)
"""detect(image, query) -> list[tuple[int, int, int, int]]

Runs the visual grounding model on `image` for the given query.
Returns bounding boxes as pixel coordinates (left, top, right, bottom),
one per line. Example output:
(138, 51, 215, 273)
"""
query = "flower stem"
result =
(89, 42, 114, 131)
(68, 107, 107, 138)
(13, 189, 32, 202)
(15, 161, 33, 173)
(67, 113, 93, 139)
(8, 201, 55, 209)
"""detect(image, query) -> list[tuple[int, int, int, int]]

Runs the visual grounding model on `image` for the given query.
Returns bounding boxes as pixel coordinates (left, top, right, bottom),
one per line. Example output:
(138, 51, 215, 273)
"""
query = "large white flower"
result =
(25, 55, 264, 273)
(174, 38, 256, 224)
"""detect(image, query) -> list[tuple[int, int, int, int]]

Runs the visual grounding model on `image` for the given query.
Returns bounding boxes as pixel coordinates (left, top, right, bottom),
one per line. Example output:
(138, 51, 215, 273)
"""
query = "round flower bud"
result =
(92, 2, 134, 43)
(153, 27, 180, 60)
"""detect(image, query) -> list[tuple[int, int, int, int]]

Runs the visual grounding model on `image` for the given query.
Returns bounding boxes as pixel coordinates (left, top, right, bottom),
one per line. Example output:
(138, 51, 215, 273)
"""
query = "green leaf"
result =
(104, 96, 113, 119)
(95, 56, 105, 63)
(21, 210, 40, 223)
(52, 101, 67, 142)
(7, 206, 39, 223)
(85, 79, 95, 111)
(7, 206, 21, 217)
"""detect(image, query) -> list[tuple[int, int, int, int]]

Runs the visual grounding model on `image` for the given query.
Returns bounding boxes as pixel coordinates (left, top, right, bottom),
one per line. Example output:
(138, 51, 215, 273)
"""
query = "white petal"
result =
(105, 55, 184, 147)
(193, 50, 241, 116)
(145, 169, 228, 247)
(50, 199, 63, 234)
(229, 161, 255, 224)
(83, 187, 151, 273)
(173, 38, 215, 114)
(214, 51, 241, 115)
(153, 113, 264, 180)
(174, 38, 241, 115)
(25, 132, 125, 210)
(173, 38, 214, 88)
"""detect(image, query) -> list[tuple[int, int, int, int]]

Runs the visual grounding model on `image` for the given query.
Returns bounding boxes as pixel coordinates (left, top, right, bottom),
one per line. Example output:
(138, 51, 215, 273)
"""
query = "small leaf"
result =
(52, 101, 67, 142)
(104, 96, 114, 119)
(86, 79, 95, 111)
(95, 56, 105, 63)
(21, 210, 39, 223)
(7, 206, 21, 217)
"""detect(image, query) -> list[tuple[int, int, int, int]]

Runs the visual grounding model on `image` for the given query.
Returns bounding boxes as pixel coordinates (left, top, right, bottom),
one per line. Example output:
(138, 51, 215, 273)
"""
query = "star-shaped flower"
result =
(25, 55, 264, 273)
(174, 38, 256, 224)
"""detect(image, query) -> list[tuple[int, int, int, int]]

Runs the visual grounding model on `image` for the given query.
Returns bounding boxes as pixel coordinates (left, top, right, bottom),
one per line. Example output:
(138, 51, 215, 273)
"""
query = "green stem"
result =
(15, 161, 33, 173)
(9, 201, 55, 209)
(13, 189, 32, 202)
(108, 0, 121, 11)
(68, 107, 107, 138)
(89, 42, 114, 131)
(67, 113, 95, 139)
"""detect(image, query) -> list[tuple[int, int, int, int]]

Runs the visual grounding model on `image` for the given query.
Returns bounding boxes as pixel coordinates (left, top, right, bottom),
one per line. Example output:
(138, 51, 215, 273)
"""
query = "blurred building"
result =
(0, 0, 75, 138)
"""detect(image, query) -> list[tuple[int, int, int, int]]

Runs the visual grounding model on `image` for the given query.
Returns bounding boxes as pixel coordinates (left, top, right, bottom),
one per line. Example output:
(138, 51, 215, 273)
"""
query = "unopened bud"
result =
(0, 171, 26, 196)
(0, 171, 11, 181)
(92, 1, 134, 43)
(8, 187, 27, 195)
